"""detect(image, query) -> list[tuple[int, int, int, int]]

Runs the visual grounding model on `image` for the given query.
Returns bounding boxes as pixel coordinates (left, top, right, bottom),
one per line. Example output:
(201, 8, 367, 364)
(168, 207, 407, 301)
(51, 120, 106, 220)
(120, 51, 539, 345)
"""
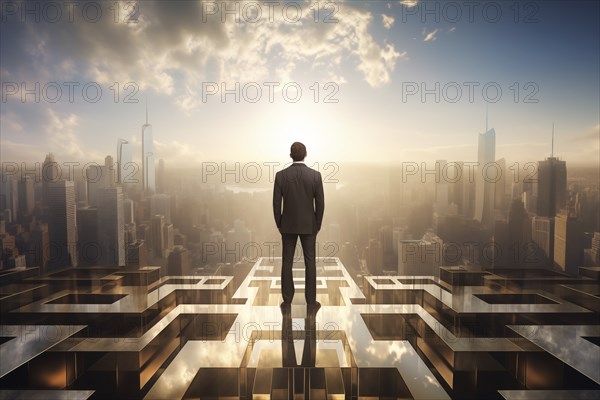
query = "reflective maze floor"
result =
(0, 259, 599, 399)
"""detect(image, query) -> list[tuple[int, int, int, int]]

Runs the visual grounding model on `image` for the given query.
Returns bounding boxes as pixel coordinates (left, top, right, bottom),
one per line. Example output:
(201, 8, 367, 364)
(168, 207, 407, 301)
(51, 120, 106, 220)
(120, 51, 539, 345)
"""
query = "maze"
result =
(0, 259, 599, 399)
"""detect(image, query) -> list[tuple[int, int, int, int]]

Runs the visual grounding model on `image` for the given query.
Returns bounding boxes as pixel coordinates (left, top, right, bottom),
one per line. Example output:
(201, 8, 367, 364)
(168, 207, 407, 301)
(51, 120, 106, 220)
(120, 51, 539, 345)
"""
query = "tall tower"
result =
(151, 214, 165, 258)
(142, 103, 156, 193)
(18, 176, 35, 217)
(117, 139, 133, 184)
(47, 180, 78, 268)
(474, 127, 496, 229)
(536, 126, 567, 217)
(536, 157, 567, 217)
(42, 153, 59, 205)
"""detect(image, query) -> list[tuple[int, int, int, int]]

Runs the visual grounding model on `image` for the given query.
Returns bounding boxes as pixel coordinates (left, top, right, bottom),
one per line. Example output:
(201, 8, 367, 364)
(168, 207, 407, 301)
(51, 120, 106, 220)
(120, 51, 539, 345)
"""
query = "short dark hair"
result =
(290, 142, 307, 161)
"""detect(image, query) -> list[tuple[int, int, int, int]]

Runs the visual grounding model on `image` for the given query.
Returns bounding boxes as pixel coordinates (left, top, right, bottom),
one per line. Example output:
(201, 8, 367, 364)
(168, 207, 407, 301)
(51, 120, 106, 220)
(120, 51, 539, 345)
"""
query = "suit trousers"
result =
(281, 233, 317, 304)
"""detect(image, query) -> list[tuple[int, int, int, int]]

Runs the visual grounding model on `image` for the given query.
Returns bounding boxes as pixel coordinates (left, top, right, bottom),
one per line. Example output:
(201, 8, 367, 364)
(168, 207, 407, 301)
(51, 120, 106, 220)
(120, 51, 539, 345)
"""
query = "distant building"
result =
(554, 213, 584, 275)
(142, 106, 155, 193)
(226, 219, 251, 262)
(532, 216, 555, 267)
(492, 200, 532, 267)
(117, 139, 133, 185)
(126, 239, 147, 268)
(27, 221, 49, 271)
(151, 194, 171, 224)
(163, 223, 174, 252)
(18, 176, 35, 218)
(474, 128, 496, 229)
(47, 180, 77, 268)
(583, 232, 600, 267)
(536, 157, 567, 217)
(398, 231, 443, 277)
(74, 175, 88, 206)
(367, 238, 383, 275)
(86, 157, 114, 207)
(123, 198, 134, 224)
(42, 153, 60, 206)
(167, 245, 190, 275)
(97, 187, 125, 266)
(1, 175, 19, 222)
(0, 231, 17, 269)
(151, 214, 165, 258)
(77, 206, 99, 266)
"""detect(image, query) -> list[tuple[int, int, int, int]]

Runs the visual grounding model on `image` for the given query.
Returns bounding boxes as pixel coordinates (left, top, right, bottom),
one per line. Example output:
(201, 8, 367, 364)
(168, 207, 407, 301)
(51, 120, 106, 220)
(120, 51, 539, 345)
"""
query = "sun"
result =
(268, 102, 335, 163)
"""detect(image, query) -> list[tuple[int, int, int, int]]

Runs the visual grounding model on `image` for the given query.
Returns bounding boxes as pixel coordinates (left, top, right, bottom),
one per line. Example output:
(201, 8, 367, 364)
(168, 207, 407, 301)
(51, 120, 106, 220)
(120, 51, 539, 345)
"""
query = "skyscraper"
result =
(47, 180, 77, 268)
(86, 156, 114, 207)
(167, 245, 190, 275)
(532, 216, 555, 266)
(151, 214, 165, 258)
(77, 206, 99, 266)
(584, 232, 600, 267)
(97, 187, 125, 266)
(42, 153, 59, 205)
(117, 139, 133, 185)
(474, 127, 496, 229)
(126, 239, 147, 268)
(493, 200, 532, 267)
(27, 221, 49, 272)
(398, 231, 443, 277)
(554, 212, 584, 275)
(537, 124, 567, 217)
(74, 175, 88, 207)
(536, 157, 567, 217)
(18, 176, 35, 218)
(0, 175, 18, 223)
(142, 105, 155, 193)
(150, 194, 171, 224)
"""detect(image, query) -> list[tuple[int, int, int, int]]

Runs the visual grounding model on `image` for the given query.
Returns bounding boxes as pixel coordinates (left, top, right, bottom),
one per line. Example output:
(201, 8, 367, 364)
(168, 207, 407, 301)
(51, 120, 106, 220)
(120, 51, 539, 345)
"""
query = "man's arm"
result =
(314, 171, 324, 232)
(273, 172, 283, 230)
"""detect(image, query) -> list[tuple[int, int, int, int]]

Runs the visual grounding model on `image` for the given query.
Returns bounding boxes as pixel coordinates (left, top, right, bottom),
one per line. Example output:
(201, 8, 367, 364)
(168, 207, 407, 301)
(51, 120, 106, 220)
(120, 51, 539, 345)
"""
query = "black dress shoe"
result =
(307, 301, 321, 312)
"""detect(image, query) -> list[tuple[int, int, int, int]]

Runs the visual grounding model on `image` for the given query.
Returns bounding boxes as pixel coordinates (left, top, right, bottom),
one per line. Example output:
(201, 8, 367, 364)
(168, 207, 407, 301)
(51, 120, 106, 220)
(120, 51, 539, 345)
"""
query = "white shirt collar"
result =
(292, 161, 305, 164)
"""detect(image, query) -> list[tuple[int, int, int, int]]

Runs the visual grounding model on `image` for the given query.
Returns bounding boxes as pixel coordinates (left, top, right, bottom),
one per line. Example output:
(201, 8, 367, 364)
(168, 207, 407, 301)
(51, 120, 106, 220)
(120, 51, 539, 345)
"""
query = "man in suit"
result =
(273, 142, 324, 312)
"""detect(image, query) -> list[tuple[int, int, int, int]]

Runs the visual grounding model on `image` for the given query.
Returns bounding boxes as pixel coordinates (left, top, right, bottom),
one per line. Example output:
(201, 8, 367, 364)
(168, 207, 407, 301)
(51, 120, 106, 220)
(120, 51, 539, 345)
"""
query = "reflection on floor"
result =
(0, 258, 599, 399)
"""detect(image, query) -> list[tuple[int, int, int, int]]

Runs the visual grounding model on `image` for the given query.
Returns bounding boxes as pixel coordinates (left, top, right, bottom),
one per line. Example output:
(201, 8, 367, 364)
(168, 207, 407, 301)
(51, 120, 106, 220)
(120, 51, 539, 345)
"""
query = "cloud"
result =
(45, 109, 104, 161)
(572, 123, 600, 143)
(0, 108, 103, 163)
(399, 0, 420, 7)
(3, 1, 406, 111)
(1, 1, 409, 162)
(0, 111, 24, 132)
(153, 138, 204, 166)
(423, 28, 439, 42)
(382, 14, 395, 29)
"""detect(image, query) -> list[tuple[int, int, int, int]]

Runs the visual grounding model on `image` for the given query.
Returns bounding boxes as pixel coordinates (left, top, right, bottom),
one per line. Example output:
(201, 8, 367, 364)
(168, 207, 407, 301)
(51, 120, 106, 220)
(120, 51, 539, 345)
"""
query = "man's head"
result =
(290, 142, 307, 162)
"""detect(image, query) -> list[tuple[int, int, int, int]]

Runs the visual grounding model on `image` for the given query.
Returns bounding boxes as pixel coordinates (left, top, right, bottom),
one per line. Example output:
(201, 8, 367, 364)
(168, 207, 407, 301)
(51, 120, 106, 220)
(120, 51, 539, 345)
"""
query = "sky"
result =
(1, 0, 599, 167)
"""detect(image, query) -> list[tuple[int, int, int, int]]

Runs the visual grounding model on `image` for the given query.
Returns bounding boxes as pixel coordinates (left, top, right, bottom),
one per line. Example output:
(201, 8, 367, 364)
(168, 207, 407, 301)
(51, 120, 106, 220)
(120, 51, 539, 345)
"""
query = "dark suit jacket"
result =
(273, 163, 324, 234)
